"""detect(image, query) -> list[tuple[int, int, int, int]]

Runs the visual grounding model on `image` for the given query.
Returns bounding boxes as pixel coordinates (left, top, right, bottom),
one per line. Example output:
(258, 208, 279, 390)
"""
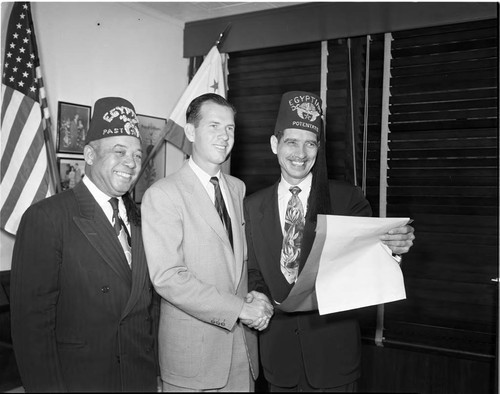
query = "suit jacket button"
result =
(101, 286, 110, 293)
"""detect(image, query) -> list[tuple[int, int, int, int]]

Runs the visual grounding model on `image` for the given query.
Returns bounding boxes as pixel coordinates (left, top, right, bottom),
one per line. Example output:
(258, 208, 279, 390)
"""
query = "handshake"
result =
(239, 291, 274, 331)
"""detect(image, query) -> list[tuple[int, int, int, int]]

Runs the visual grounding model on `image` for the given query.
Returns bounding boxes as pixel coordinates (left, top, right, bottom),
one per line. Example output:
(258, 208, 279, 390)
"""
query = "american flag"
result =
(1, 2, 56, 235)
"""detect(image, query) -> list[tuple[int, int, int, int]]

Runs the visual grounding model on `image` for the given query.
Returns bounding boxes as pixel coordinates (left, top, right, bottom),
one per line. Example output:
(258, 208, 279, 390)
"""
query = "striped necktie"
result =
(280, 186, 305, 283)
(109, 197, 132, 267)
(210, 176, 233, 249)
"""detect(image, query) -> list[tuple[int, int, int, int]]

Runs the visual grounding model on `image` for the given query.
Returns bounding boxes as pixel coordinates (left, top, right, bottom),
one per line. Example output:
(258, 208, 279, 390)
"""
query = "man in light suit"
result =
(244, 91, 415, 391)
(10, 97, 159, 392)
(142, 93, 273, 392)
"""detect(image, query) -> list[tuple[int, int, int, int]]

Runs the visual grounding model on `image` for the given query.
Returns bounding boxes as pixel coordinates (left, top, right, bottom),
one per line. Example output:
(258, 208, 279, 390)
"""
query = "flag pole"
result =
(215, 23, 232, 48)
(131, 25, 232, 191)
(43, 122, 61, 193)
(28, 5, 61, 194)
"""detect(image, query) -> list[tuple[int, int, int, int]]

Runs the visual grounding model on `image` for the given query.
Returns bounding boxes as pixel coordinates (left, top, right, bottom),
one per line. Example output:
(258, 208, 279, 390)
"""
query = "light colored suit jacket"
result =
(142, 162, 258, 390)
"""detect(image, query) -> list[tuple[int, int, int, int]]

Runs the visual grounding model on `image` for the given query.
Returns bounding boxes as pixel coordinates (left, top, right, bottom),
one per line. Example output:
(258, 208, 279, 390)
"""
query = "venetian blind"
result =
(383, 19, 498, 357)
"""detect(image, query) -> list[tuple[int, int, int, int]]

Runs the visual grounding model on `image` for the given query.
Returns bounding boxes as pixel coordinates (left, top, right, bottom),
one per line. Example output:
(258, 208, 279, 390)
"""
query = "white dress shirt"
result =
(82, 176, 131, 234)
(188, 157, 232, 218)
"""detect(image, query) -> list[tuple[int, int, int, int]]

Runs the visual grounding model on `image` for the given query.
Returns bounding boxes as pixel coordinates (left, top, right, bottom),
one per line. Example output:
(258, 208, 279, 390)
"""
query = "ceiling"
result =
(138, 1, 303, 23)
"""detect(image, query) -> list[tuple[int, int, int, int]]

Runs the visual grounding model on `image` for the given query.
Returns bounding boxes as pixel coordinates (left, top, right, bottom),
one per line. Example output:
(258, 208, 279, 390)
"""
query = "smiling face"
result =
(84, 135, 142, 197)
(185, 101, 235, 175)
(271, 128, 319, 185)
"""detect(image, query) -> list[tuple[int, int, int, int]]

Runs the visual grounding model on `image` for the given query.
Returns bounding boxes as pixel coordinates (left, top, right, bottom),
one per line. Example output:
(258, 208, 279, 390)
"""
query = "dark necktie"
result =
(210, 176, 233, 249)
(280, 186, 305, 284)
(109, 197, 132, 267)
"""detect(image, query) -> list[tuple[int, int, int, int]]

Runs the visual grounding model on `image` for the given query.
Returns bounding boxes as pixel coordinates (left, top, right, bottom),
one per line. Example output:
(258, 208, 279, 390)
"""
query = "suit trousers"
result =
(162, 325, 253, 392)
(268, 351, 358, 392)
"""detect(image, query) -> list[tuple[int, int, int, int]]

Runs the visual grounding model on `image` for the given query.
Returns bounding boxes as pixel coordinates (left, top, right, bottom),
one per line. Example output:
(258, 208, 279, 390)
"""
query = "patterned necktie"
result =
(109, 198, 132, 267)
(280, 186, 305, 284)
(210, 176, 233, 249)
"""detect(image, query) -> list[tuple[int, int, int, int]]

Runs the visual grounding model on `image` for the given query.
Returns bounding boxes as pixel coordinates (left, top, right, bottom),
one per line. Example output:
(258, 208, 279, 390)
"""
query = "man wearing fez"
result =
(244, 91, 415, 392)
(10, 97, 159, 392)
(142, 93, 273, 392)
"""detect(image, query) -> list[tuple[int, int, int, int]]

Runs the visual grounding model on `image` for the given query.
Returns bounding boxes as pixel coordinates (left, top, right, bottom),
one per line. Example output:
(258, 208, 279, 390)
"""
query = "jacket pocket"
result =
(56, 338, 87, 349)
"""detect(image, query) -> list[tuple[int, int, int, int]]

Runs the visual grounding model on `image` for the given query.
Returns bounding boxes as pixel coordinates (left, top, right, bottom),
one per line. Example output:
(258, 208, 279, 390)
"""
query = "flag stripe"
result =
(163, 120, 192, 154)
(37, 66, 51, 124)
(1, 146, 50, 234)
(1, 90, 41, 182)
(1, 83, 15, 135)
(1, 118, 46, 216)
(1, 85, 26, 158)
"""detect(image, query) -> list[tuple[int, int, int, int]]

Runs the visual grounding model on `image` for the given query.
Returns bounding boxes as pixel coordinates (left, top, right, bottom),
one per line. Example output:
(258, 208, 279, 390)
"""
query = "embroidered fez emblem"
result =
(102, 106, 140, 138)
(274, 91, 323, 136)
(85, 97, 141, 144)
(291, 101, 321, 122)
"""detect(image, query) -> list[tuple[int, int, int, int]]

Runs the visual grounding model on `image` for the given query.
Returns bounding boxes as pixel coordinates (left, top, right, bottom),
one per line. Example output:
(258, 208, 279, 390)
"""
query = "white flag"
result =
(164, 46, 227, 155)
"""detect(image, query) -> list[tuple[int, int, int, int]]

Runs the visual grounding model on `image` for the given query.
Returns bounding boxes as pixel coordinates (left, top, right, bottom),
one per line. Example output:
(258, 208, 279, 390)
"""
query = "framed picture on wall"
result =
(133, 114, 167, 203)
(57, 102, 91, 154)
(58, 156, 85, 192)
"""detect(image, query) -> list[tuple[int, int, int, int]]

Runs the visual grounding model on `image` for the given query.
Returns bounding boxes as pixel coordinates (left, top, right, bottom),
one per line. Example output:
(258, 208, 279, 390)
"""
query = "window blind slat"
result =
(392, 98, 497, 113)
(390, 88, 497, 104)
(392, 47, 498, 67)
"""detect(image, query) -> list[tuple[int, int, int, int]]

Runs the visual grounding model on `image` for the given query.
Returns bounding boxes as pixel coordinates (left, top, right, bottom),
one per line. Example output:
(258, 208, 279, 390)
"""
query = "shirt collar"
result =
(82, 176, 126, 220)
(278, 172, 313, 196)
(189, 157, 222, 184)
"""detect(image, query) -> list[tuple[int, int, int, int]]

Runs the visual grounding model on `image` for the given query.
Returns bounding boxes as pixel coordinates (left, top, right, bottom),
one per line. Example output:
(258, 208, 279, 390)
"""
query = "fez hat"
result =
(85, 97, 141, 145)
(274, 91, 323, 136)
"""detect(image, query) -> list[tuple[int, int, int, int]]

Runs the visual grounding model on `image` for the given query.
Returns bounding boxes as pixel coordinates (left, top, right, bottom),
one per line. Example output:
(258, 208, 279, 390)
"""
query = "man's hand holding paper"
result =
(277, 215, 413, 315)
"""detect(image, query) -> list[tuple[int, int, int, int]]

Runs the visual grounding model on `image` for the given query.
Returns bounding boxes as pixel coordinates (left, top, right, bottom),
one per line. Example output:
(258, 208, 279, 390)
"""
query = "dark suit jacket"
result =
(244, 179, 372, 388)
(10, 182, 158, 392)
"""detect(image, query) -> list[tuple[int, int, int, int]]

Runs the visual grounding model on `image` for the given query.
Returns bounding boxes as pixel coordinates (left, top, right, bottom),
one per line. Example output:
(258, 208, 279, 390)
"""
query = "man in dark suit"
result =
(244, 91, 415, 392)
(10, 97, 159, 392)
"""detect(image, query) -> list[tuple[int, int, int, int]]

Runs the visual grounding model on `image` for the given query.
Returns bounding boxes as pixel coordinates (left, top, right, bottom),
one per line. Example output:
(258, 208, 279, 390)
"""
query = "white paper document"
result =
(277, 214, 409, 315)
(315, 215, 408, 315)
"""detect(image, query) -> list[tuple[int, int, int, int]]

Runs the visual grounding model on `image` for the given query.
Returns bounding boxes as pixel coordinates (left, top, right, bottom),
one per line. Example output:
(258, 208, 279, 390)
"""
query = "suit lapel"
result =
(121, 223, 147, 318)
(258, 183, 283, 266)
(180, 164, 237, 284)
(182, 164, 234, 253)
(222, 174, 242, 287)
(255, 183, 297, 301)
(72, 183, 132, 286)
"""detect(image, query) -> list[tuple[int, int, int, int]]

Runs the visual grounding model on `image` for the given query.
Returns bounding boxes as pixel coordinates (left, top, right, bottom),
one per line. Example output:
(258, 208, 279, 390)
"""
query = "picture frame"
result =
(57, 101, 91, 154)
(133, 114, 167, 203)
(58, 156, 86, 191)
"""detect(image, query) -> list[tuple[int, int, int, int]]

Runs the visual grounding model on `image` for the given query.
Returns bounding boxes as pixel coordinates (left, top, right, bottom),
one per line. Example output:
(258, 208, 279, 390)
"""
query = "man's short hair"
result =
(186, 93, 236, 127)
